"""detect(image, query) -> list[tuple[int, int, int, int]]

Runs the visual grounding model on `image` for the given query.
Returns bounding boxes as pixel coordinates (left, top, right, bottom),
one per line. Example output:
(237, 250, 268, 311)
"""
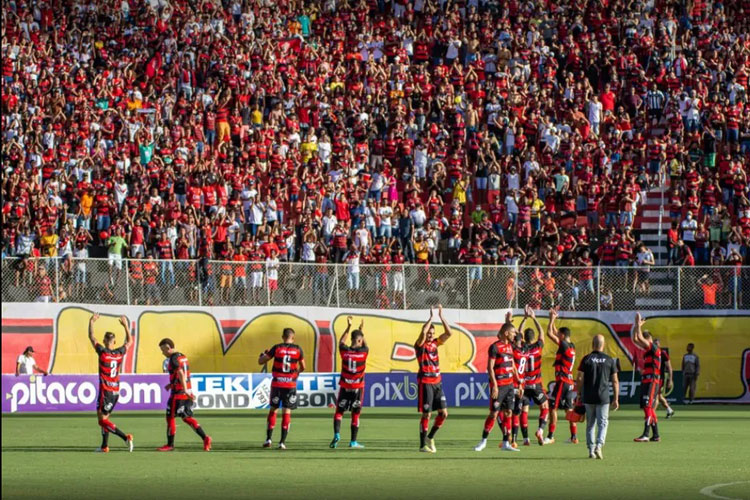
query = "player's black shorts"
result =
(550, 381, 575, 410)
(491, 384, 515, 412)
(167, 395, 194, 418)
(336, 387, 363, 412)
(418, 382, 447, 413)
(96, 390, 119, 415)
(270, 386, 298, 410)
(523, 384, 548, 405)
(640, 381, 659, 409)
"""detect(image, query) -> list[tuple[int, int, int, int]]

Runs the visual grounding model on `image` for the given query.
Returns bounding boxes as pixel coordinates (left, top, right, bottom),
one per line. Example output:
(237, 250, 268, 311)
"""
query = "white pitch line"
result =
(699, 481, 750, 500)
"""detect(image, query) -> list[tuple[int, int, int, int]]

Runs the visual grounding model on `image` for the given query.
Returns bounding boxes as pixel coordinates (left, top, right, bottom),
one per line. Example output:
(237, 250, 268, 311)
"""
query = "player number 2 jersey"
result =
(339, 344, 369, 390)
(266, 343, 304, 389)
(554, 340, 576, 383)
(167, 352, 192, 396)
(96, 343, 127, 392)
(416, 340, 441, 384)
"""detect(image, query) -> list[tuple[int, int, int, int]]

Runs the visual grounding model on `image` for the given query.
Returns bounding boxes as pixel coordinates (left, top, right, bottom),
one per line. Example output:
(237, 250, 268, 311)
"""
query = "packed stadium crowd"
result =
(2, 0, 750, 284)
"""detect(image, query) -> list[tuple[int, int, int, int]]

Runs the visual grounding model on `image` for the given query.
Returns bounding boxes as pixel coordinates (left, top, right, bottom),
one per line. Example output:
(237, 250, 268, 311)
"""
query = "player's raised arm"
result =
(340, 316, 353, 347)
(546, 307, 560, 345)
(436, 305, 452, 345)
(359, 319, 367, 348)
(631, 312, 649, 349)
(415, 307, 435, 348)
(120, 315, 133, 350)
(527, 305, 544, 346)
(88, 313, 100, 349)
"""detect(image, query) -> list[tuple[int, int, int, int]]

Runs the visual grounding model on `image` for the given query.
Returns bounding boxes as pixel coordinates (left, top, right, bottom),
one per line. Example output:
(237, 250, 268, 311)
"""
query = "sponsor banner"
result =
(2, 374, 168, 413)
(5, 372, 666, 412)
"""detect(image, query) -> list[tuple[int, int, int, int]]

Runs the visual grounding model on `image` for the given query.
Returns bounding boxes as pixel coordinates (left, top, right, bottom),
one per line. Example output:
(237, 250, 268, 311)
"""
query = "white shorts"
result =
(131, 245, 144, 258)
(251, 272, 264, 288)
(108, 253, 123, 270)
(393, 271, 404, 291)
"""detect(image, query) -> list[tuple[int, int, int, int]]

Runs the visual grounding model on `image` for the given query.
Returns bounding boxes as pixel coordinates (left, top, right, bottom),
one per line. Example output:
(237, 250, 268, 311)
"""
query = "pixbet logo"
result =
(369, 375, 418, 404)
(4, 376, 162, 413)
(454, 377, 489, 406)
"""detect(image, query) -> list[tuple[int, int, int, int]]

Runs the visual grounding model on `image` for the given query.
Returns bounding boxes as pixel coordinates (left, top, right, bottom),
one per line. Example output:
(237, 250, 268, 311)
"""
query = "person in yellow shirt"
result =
(530, 194, 545, 233)
(39, 227, 59, 257)
(452, 178, 468, 207)
(413, 233, 430, 263)
(251, 105, 263, 128)
(300, 139, 318, 163)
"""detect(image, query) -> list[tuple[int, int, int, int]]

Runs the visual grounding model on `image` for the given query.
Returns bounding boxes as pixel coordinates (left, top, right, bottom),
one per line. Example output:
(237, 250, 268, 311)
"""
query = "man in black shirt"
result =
(576, 335, 619, 460)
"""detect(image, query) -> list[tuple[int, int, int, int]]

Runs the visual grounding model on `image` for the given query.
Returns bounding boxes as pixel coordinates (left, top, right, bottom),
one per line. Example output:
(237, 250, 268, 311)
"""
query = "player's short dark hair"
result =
(524, 328, 535, 344)
(159, 338, 175, 349)
(351, 329, 364, 341)
(559, 327, 571, 339)
(103, 332, 116, 344)
(642, 330, 652, 340)
(282, 328, 295, 340)
(499, 323, 514, 337)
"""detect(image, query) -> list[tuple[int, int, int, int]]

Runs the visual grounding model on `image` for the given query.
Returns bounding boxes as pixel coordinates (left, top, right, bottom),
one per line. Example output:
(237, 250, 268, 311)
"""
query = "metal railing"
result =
(2, 257, 748, 310)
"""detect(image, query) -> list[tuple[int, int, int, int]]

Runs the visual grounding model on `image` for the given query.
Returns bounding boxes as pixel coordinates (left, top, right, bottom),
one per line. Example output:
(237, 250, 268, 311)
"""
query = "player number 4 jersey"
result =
(339, 344, 369, 390)
(96, 343, 127, 392)
(266, 343, 304, 388)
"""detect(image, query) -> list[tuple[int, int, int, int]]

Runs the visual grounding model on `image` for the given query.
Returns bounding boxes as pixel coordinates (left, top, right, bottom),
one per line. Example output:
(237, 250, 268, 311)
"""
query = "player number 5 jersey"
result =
(339, 344, 369, 389)
(96, 343, 127, 392)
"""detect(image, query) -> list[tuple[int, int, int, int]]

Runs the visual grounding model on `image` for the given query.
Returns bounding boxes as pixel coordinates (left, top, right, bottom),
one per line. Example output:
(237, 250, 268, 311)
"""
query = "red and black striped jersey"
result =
(96, 344, 127, 392)
(167, 351, 192, 395)
(416, 340, 441, 384)
(554, 339, 576, 383)
(266, 343, 304, 388)
(489, 341, 515, 386)
(339, 344, 369, 390)
(512, 344, 525, 388)
(641, 341, 662, 383)
(522, 340, 544, 385)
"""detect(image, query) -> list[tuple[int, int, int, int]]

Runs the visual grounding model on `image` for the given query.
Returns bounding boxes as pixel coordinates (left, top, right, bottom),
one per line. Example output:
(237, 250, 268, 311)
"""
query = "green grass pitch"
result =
(2, 406, 749, 499)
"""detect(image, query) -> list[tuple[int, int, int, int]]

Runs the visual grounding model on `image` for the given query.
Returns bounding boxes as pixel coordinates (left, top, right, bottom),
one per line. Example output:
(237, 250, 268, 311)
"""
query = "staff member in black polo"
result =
(576, 334, 619, 460)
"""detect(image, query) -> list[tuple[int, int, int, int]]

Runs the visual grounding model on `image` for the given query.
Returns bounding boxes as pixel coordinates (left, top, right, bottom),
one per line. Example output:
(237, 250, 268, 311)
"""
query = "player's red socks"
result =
(420, 416, 430, 433)
(280, 412, 291, 443)
(266, 411, 276, 441)
(539, 407, 549, 429)
(520, 412, 529, 439)
(351, 411, 360, 442)
(512, 414, 520, 442)
(333, 411, 343, 434)
(427, 413, 446, 439)
(569, 422, 577, 438)
(166, 415, 176, 446)
(549, 421, 556, 438)
(482, 414, 495, 438)
(182, 416, 207, 439)
(99, 419, 127, 441)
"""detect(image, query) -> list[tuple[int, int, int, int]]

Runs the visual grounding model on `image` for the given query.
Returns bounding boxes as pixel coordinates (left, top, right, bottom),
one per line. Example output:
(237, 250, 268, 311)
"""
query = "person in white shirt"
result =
(680, 212, 698, 250)
(354, 221, 371, 253)
(410, 205, 427, 229)
(378, 201, 394, 238)
(16, 346, 48, 376)
(588, 96, 603, 136)
(266, 250, 280, 303)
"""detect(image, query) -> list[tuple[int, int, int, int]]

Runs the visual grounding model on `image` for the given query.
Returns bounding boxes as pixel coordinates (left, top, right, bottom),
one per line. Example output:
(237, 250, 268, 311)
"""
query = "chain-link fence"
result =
(2, 257, 749, 310)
